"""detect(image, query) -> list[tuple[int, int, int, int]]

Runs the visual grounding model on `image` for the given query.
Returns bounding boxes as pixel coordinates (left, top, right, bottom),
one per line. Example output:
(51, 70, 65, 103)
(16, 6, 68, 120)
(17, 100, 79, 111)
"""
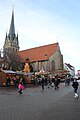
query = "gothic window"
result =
(13, 48, 14, 52)
(8, 42, 11, 45)
(51, 60, 55, 71)
(8, 48, 9, 52)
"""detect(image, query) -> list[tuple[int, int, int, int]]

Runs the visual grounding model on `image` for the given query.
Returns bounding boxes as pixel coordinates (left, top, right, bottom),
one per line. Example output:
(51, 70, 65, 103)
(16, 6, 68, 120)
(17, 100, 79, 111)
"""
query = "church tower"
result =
(3, 8, 19, 57)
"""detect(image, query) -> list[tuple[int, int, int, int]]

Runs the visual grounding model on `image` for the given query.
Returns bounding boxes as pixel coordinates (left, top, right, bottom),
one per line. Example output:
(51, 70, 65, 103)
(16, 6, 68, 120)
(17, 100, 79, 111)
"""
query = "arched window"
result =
(13, 48, 14, 52)
(51, 60, 55, 71)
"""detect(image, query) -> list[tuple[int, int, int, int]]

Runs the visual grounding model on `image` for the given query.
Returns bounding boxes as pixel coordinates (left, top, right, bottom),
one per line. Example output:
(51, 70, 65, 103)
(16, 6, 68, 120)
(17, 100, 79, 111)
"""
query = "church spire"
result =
(9, 7, 15, 37)
(3, 7, 19, 58)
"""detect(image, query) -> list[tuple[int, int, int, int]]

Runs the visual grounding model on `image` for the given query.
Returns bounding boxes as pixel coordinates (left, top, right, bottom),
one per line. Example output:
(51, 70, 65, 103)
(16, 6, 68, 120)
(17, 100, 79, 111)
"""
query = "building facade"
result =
(64, 63, 75, 76)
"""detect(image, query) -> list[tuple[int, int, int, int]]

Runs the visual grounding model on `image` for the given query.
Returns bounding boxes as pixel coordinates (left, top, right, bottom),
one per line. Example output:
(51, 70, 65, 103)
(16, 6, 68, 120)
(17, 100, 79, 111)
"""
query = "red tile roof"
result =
(18, 43, 59, 62)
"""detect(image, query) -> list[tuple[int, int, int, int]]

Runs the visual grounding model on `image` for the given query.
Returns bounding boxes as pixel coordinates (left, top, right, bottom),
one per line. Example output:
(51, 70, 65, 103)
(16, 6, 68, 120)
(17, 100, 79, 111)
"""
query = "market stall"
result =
(0, 70, 16, 86)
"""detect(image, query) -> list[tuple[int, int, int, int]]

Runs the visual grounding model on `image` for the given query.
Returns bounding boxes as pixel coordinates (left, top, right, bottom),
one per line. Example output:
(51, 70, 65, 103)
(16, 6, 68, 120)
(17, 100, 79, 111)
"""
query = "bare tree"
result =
(3, 52, 22, 71)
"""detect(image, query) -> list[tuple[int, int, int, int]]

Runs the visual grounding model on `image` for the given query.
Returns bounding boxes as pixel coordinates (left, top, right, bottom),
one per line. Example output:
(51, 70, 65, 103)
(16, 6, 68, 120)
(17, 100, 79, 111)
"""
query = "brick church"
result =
(3, 9, 63, 72)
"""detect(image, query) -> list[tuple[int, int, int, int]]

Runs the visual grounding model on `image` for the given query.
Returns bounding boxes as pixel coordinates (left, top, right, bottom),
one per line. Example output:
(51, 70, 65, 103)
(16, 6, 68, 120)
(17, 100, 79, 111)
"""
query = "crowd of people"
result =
(5, 73, 80, 98)
(5, 74, 61, 93)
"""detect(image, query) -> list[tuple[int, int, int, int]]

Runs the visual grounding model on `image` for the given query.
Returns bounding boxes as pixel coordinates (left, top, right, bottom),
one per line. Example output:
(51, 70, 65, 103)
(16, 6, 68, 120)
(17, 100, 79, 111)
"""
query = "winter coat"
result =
(72, 81, 79, 88)
(18, 83, 24, 90)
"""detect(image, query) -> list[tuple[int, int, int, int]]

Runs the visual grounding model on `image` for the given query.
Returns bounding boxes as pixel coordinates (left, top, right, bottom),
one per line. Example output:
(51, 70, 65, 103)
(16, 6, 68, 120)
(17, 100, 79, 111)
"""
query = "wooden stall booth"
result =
(0, 69, 35, 86)
(0, 70, 16, 86)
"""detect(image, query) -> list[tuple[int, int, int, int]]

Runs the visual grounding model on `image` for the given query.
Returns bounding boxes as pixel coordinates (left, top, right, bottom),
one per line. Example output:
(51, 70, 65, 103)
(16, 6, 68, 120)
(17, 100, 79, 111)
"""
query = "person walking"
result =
(72, 78, 79, 98)
(18, 78, 24, 94)
(13, 75, 17, 87)
(54, 74, 60, 90)
(41, 75, 45, 90)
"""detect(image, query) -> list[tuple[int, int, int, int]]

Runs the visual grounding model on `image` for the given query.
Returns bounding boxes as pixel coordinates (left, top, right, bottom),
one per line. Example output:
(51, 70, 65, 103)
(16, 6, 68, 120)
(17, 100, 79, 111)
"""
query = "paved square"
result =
(0, 83, 80, 120)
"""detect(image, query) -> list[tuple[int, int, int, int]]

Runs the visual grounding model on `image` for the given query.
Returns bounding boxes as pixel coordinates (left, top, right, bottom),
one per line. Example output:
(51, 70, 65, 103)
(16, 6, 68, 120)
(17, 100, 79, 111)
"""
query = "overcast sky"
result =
(0, 0, 80, 73)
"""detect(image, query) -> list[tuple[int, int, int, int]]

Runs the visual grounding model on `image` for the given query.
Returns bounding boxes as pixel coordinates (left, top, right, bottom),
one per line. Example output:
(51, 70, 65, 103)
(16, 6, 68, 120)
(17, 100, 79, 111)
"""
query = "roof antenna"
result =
(12, 0, 14, 11)
(56, 33, 59, 43)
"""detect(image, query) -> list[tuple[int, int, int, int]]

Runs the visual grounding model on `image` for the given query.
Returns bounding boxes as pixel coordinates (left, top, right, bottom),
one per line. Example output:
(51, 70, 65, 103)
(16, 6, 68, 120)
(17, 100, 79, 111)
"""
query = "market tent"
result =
(0, 70, 16, 86)
(2, 70, 16, 74)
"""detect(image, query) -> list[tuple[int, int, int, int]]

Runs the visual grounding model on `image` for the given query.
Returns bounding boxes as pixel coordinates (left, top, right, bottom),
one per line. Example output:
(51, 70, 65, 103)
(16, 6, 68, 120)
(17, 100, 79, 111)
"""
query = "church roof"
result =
(9, 9, 15, 36)
(18, 42, 59, 62)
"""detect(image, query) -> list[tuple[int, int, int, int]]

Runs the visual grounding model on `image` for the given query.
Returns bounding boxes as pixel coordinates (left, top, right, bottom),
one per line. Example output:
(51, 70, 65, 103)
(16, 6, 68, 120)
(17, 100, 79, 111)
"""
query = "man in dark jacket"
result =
(41, 76, 45, 90)
(72, 79, 79, 98)
(54, 74, 60, 90)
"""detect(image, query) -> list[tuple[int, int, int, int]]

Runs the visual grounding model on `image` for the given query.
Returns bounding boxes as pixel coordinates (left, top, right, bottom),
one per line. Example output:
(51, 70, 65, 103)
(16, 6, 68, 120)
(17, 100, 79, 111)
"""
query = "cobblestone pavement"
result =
(0, 83, 80, 120)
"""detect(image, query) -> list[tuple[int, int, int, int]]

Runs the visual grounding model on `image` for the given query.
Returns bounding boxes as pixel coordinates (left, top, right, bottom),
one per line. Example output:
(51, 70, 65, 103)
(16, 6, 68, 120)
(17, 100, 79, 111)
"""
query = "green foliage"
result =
(25, 58, 29, 61)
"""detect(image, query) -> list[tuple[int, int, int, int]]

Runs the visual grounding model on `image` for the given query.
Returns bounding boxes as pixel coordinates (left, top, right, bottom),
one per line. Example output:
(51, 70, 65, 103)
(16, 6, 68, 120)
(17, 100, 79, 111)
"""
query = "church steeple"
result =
(3, 7, 19, 57)
(9, 8, 15, 38)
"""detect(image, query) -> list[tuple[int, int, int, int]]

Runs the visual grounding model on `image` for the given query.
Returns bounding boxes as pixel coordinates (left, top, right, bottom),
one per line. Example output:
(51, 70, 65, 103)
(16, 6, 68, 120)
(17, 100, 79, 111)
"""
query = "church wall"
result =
(30, 49, 63, 72)
(49, 50, 63, 71)
(38, 62, 42, 71)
